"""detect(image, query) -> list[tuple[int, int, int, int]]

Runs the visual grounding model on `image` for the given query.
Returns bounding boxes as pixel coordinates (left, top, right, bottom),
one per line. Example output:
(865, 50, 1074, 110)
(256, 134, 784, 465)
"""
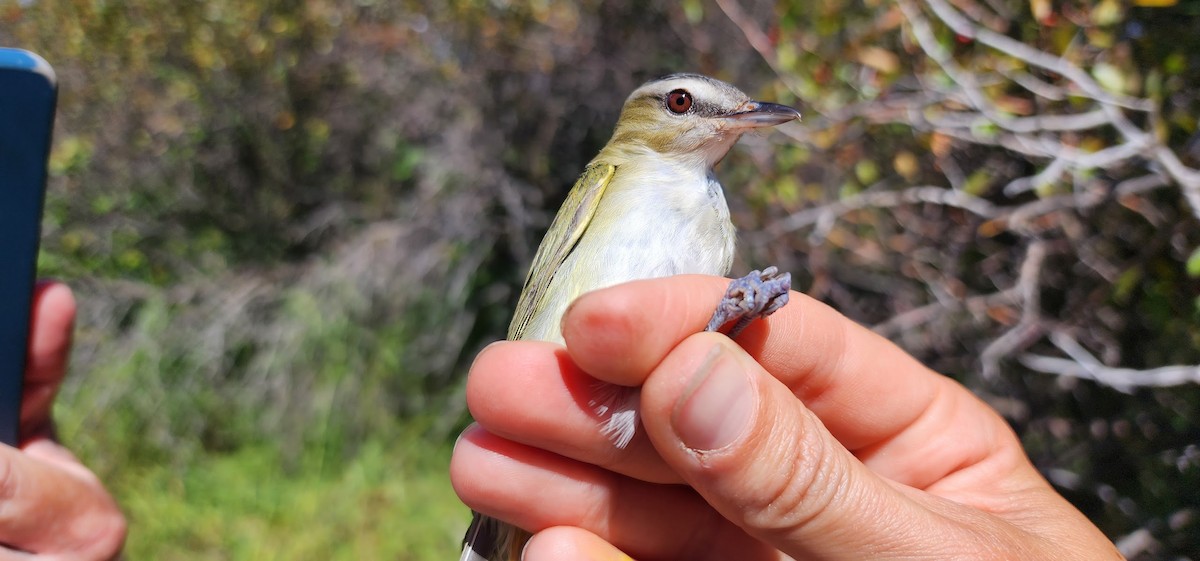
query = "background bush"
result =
(3, 0, 1199, 558)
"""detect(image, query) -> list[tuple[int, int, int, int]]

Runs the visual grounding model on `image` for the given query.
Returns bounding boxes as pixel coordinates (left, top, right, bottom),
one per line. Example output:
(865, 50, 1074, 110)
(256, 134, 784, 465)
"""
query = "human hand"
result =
(1, 281, 126, 560)
(451, 275, 1123, 560)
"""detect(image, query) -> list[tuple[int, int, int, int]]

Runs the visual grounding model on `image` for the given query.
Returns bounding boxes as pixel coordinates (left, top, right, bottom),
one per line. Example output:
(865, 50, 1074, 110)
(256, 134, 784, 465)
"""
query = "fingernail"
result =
(469, 340, 508, 370)
(672, 343, 755, 452)
(452, 422, 478, 452)
(520, 534, 532, 561)
(480, 339, 509, 353)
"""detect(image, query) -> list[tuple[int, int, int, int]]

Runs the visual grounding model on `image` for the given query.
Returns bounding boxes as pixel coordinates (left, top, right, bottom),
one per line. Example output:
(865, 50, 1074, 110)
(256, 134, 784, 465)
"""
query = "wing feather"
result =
(508, 163, 615, 340)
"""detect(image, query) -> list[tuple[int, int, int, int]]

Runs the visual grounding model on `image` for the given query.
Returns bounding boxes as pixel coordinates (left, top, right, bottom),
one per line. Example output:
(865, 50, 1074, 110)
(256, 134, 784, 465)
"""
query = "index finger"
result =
(561, 275, 1013, 487)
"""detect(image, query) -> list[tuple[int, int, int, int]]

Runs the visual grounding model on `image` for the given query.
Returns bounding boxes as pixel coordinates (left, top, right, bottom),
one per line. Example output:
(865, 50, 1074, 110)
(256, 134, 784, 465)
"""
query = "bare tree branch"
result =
(981, 241, 1048, 381)
(718, 0, 1200, 397)
(712, 0, 809, 103)
(913, 0, 1200, 214)
(767, 185, 998, 240)
(921, 0, 1152, 113)
(1021, 331, 1200, 393)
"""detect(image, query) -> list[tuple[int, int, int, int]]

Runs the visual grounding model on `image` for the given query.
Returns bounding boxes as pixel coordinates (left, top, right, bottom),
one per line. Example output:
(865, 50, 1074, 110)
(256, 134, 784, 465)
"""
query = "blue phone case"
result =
(0, 49, 57, 445)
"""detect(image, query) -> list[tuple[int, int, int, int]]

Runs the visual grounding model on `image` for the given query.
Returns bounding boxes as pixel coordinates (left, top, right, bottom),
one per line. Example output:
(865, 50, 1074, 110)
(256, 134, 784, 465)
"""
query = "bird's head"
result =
(601, 73, 800, 168)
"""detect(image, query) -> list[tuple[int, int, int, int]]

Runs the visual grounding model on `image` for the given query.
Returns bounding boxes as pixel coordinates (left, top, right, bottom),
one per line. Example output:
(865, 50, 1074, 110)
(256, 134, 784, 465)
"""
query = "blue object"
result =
(0, 48, 57, 445)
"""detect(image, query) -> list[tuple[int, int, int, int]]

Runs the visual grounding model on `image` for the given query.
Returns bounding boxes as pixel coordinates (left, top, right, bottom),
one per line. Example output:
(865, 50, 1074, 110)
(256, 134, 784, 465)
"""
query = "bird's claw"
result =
(705, 266, 791, 338)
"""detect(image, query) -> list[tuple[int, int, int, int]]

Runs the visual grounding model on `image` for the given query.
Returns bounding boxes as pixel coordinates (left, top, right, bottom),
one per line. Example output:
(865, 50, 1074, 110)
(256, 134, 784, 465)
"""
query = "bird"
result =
(459, 73, 800, 561)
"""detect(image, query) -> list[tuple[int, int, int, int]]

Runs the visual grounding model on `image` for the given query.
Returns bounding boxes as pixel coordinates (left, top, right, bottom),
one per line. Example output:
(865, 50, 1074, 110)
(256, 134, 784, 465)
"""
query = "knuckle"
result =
(740, 409, 845, 538)
(78, 496, 129, 561)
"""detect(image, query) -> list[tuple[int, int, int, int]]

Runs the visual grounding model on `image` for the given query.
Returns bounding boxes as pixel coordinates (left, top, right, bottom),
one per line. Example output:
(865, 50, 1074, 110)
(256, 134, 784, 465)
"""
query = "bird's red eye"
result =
(666, 89, 693, 114)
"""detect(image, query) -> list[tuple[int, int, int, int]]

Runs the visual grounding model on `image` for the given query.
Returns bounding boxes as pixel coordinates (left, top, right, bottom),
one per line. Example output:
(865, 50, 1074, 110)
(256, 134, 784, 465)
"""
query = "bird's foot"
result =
(705, 266, 791, 339)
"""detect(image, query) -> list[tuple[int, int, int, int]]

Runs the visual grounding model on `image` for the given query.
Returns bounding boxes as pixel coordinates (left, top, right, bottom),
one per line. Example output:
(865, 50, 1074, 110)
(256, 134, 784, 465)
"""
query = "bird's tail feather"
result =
(460, 511, 529, 561)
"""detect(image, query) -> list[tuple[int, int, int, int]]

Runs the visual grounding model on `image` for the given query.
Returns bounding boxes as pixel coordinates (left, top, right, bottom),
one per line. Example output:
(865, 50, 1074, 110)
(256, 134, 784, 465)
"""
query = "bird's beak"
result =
(723, 101, 801, 128)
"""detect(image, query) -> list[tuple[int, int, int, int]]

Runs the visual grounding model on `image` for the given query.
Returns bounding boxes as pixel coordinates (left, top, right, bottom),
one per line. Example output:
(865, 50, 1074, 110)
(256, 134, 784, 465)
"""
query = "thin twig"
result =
(711, 0, 807, 102)
(1021, 331, 1200, 393)
(768, 185, 998, 239)
(981, 241, 1048, 381)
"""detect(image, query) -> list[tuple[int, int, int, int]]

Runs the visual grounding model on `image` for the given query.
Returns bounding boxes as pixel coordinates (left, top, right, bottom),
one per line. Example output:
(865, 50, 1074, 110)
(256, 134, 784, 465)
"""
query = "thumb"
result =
(639, 333, 993, 560)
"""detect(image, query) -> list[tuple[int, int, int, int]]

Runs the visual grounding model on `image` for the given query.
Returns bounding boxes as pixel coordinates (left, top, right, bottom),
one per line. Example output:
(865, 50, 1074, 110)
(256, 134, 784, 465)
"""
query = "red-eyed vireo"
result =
(460, 73, 799, 561)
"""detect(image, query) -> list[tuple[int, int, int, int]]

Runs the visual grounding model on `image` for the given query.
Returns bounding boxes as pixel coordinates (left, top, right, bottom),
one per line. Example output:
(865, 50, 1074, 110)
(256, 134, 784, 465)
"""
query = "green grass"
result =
(99, 433, 464, 560)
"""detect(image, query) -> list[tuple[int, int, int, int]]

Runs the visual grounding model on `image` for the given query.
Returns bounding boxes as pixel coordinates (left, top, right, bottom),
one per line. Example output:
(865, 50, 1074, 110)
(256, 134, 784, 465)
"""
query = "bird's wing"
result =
(508, 162, 616, 340)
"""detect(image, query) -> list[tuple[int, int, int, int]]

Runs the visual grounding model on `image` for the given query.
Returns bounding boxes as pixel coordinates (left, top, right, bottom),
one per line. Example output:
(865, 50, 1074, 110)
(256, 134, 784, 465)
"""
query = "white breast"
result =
(521, 159, 736, 343)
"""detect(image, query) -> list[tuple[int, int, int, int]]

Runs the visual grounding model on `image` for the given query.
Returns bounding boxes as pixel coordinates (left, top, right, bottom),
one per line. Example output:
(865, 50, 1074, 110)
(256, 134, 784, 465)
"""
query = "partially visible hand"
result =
(1, 281, 126, 560)
(451, 275, 1123, 561)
